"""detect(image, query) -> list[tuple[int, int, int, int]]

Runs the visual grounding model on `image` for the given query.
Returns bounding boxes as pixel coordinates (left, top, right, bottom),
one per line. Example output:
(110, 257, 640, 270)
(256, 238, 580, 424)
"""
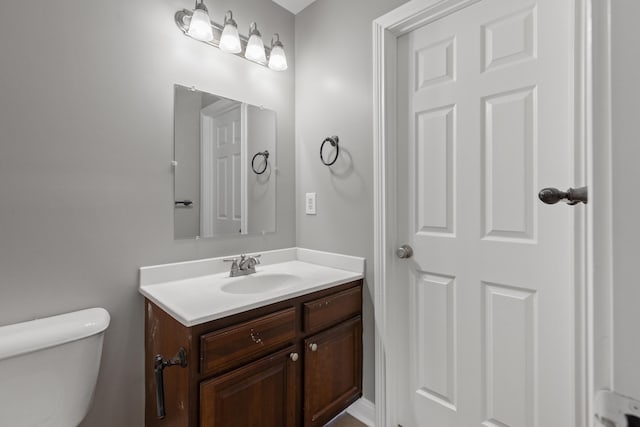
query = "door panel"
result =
(483, 282, 536, 427)
(201, 106, 242, 237)
(414, 272, 457, 410)
(482, 86, 536, 241)
(395, 0, 575, 425)
(415, 105, 455, 235)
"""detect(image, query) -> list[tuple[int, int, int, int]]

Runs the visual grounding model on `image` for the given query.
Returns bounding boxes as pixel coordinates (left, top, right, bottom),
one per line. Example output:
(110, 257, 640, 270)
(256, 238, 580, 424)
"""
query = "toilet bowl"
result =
(0, 307, 110, 427)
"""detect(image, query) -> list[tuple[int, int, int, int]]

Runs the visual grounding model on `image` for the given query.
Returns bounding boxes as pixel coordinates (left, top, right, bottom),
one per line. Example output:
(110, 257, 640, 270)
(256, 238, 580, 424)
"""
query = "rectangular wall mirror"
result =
(174, 84, 277, 239)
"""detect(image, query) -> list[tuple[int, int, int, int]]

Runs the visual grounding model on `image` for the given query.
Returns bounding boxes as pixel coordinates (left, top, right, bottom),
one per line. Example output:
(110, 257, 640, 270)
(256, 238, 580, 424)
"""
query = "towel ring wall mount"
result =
(320, 135, 339, 166)
(251, 150, 270, 175)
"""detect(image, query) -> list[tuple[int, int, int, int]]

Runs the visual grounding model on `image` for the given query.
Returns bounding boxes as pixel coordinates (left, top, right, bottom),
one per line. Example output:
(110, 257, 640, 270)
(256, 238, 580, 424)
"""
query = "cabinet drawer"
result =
(303, 286, 361, 334)
(200, 308, 296, 376)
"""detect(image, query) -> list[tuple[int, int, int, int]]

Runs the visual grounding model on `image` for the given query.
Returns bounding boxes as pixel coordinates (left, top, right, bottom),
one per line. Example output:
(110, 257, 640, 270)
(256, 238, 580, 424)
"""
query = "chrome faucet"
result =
(223, 254, 261, 277)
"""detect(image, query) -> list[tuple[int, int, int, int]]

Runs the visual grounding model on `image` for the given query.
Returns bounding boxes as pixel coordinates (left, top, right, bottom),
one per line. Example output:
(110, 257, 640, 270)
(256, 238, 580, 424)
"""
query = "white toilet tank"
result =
(0, 308, 110, 427)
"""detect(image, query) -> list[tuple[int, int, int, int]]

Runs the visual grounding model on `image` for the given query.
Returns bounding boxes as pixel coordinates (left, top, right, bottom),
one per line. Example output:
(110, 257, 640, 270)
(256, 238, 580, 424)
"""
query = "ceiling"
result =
(272, 0, 318, 15)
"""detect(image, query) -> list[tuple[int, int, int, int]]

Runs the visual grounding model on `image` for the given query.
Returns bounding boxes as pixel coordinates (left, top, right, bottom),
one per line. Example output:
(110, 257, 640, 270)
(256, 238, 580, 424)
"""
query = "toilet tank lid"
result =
(0, 308, 110, 360)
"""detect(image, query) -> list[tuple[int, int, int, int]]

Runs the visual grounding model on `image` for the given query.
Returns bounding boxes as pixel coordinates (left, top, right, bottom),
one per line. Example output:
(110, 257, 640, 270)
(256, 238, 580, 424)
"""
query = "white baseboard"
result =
(346, 397, 376, 427)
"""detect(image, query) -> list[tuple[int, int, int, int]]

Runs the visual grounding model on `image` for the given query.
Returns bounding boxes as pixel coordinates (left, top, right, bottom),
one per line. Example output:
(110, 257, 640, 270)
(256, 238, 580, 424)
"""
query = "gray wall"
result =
(247, 106, 277, 234)
(295, 0, 408, 402)
(611, 0, 640, 401)
(0, 0, 294, 425)
(174, 87, 202, 239)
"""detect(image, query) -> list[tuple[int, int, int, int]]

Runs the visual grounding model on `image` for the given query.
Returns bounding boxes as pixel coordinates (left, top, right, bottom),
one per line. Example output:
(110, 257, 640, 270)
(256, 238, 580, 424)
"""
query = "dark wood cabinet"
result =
(200, 346, 297, 427)
(304, 317, 362, 427)
(145, 279, 363, 427)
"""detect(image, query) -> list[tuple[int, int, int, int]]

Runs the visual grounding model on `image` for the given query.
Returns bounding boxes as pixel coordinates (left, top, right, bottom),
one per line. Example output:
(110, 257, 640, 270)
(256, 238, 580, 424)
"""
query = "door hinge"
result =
(595, 390, 640, 427)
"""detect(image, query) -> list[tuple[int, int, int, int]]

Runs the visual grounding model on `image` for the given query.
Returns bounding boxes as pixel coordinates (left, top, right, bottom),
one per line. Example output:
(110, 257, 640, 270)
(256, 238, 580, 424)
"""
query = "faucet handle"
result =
(222, 257, 243, 277)
(223, 257, 240, 271)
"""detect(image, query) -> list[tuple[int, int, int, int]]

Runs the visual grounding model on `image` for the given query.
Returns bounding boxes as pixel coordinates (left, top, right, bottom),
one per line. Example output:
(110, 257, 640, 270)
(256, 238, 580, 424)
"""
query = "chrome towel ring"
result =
(320, 135, 339, 166)
(251, 150, 269, 175)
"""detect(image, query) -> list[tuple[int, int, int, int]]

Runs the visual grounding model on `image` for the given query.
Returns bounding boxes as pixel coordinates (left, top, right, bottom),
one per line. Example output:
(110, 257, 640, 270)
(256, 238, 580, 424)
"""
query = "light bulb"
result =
(268, 45, 288, 71)
(268, 34, 288, 71)
(244, 23, 267, 64)
(187, 1, 213, 42)
(219, 11, 241, 54)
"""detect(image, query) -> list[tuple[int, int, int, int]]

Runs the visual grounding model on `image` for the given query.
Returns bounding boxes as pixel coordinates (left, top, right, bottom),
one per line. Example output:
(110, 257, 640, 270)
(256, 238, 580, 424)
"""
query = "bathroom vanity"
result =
(140, 249, 364, 427)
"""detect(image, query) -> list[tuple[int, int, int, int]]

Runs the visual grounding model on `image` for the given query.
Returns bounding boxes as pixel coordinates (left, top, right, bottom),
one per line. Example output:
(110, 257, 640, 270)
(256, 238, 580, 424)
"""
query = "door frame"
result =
(372, 0, 602, 425)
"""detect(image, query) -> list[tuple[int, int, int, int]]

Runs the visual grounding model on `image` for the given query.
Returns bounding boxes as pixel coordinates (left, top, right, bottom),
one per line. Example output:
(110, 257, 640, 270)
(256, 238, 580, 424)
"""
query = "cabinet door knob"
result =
(289, 352, 299, 362)
(309, 343, 318, 352)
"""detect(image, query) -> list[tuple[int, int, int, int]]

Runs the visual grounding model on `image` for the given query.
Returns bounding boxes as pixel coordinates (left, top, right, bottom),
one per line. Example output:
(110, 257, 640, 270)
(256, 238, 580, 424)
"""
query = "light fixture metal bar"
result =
(175, 9, 272, 66)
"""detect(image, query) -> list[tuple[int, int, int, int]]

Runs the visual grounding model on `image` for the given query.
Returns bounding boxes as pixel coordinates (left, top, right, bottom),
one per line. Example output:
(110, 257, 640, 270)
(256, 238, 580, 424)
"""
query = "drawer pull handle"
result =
(250, 329, 263, 345)
(290, 352, 299, 362)
(309, 343, 318, 352)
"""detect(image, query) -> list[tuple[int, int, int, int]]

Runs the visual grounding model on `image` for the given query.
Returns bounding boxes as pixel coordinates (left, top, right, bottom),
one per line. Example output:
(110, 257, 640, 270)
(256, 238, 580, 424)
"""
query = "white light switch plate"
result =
(305, 193, 317, 215)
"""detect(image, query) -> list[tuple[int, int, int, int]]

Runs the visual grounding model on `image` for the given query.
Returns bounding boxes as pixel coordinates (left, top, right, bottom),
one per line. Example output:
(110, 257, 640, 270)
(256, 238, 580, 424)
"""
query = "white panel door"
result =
(201, 106, 242, 237)
(394, 0, 576, 426)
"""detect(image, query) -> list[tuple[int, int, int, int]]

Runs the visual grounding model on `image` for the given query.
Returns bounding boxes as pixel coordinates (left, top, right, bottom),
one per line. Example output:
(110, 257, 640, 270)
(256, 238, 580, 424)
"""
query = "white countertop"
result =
(139, 248, 365, 327)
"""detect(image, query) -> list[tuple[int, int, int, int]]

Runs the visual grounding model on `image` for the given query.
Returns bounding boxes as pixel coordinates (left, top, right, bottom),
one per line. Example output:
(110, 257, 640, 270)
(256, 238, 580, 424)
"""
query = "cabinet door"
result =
(304, 316, 362, 427)
(200, 346, 298, 427)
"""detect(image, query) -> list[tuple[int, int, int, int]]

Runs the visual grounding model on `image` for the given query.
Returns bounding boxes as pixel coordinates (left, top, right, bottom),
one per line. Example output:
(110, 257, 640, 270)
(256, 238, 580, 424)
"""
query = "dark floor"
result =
(324, 413, 367, 427)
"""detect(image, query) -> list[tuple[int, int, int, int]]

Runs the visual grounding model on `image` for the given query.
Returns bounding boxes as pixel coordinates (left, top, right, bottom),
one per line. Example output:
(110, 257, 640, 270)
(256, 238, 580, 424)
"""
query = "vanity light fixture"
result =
(268, 34, 288, 71)
(175, 3, 287, 71)
(186, 0, 213, 42)
(244, 23, 267, 64)
(219, 11, 241, 54)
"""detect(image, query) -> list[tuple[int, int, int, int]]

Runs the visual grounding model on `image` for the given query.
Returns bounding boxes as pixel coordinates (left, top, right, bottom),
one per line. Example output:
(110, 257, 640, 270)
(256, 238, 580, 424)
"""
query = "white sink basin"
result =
(220, 273, 300, 294)
(139, 250, 365, 326)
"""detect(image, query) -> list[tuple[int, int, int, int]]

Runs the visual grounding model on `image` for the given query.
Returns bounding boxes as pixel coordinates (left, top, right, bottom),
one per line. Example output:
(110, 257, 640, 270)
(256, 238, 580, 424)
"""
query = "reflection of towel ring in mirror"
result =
(251, 150, 270, 175)
(320, 136, 339, 166)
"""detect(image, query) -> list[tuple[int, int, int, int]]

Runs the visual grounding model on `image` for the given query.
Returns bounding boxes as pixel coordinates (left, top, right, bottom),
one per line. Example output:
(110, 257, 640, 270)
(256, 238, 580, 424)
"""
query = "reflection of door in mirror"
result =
(200, 100, 245, 237)
(173, 84, 277, 240)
